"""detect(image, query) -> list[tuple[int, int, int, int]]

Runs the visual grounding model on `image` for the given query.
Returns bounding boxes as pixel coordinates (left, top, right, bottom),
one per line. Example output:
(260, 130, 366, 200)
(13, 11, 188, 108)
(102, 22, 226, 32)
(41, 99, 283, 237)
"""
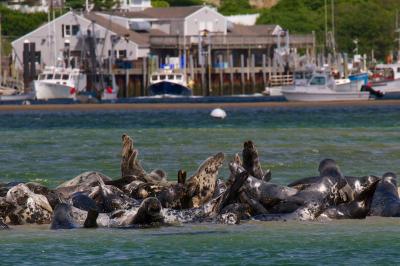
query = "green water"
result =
(0, 105, 400, 264)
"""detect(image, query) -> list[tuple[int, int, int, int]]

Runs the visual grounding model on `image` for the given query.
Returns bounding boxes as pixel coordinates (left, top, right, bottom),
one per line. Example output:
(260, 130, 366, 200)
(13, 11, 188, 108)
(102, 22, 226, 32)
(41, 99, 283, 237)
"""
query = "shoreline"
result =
(0, 99, 399, 112)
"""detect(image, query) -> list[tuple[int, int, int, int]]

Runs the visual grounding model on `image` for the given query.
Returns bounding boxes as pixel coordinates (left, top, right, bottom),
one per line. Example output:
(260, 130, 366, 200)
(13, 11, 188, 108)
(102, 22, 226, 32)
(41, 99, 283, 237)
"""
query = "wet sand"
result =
(0, 99, 399, 112)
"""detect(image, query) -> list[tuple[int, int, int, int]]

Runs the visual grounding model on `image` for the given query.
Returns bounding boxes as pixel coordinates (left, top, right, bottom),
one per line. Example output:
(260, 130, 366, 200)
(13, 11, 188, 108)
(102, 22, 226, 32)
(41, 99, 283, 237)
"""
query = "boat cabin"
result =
(150, 72, 186, 85)
(37, 67, 86, 91)
(373, 63, 400, 81)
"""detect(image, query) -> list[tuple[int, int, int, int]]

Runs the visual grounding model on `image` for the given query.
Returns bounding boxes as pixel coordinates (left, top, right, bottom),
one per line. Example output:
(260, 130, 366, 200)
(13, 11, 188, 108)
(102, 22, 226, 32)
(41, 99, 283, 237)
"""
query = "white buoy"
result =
(210, 108, 227, 119)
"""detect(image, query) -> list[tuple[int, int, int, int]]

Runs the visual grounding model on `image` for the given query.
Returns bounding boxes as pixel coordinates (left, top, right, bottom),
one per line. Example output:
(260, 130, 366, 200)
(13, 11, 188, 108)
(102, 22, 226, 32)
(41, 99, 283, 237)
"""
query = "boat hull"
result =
(370, 79, 400, 94)
(0, 93, 35, 101)
(34, 81, 76, 100)
(147, 81, 192, 96)
(282, 91, 370, 102)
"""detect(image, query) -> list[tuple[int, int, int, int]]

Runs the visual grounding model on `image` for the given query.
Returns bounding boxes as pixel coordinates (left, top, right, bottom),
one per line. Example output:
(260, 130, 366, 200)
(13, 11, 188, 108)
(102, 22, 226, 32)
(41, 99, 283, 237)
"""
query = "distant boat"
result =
(34, 66, 87, 100)
(0, 92, 35, 101)
(148, 67, 192, 96)
(369, 63, 400, 95)
(96, 74, 119, 100)
(282, 72, 370, 101)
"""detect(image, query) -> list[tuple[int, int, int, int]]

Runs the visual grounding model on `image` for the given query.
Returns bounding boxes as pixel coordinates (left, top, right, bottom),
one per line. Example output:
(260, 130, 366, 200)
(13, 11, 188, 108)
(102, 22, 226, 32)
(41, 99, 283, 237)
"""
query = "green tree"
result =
(164, 0, 203, 6)
(218, 0, 255, 15)
(152, 0, 170, 7)
(65, 0, 86, 9)
(92, 0, 118, 10)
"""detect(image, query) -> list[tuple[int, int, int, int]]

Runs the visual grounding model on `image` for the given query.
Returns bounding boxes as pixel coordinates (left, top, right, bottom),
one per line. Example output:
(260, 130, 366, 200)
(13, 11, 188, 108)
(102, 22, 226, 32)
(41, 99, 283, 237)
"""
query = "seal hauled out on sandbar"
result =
(6, 184, 53, 225)
(369, 172, 400, 217)
(185, 152, 225, 208)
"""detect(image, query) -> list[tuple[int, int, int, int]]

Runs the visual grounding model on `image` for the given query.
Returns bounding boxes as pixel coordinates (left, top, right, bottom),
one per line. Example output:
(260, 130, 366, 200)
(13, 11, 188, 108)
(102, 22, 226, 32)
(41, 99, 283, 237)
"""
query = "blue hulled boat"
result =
(147, 68, 192, 96)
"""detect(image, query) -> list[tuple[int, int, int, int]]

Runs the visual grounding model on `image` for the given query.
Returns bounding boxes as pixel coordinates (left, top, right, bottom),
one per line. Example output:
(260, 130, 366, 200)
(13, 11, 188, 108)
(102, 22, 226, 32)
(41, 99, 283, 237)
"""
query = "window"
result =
(310, 76, 325, 86)
(118, 50, 127, 59)
(46, 74, 53, 80)
(54, 74, 61, 80)
(160, 75, 166, 80)
(62, 74, 69, 80)
(34, 51, 41, 64)
(72, 25, 80, 36)
(151, 75, 158, 81)
(38, 74, 45, 80)
(65, 25, 71, 36)
(168, 75, 174, 80)
(176, 75, 182, 80)
(397, 67, 400, 73)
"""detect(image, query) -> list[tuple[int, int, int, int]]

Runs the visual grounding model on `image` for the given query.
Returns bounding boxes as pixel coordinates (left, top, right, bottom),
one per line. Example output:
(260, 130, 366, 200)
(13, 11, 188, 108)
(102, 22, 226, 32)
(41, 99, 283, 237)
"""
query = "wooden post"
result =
(142, 57, 147, 96)
(251, 53, 256, 93)
(240, 54, 245, 94)
(262, 54, 267, 88)
(268, 56, 272, 86)
(125, 68, 129, 97)
(218, 54, 223, 96)
(229, 52, 234, 95)
(189, 54, 194, 89)
(207, 42, 212, 95)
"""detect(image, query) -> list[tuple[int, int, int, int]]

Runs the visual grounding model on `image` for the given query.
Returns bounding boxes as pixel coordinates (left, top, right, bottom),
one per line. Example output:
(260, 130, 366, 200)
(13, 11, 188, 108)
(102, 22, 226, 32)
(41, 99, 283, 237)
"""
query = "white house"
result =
(11, 11, 146, 71)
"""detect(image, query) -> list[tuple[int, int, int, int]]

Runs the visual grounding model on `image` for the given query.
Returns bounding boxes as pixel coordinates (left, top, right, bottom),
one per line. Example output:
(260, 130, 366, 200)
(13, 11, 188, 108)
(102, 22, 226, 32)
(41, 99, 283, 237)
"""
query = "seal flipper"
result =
(121, 134, 147, 179)
(71, 192, 99, 228)
(83, 209, 99, 228)
(242, 141, 269, 181)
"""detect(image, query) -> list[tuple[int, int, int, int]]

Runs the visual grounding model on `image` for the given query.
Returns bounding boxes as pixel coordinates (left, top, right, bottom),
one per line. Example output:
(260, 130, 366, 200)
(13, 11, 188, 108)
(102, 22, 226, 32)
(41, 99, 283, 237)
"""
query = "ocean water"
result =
(0, 105, 400, 264)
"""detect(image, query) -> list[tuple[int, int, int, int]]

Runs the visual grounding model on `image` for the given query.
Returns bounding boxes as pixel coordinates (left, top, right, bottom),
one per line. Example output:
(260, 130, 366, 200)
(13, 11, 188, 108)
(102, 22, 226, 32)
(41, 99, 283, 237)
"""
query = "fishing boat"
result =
(98, 74, 119, 100)
(147, 67, 192, 96)
(369, 63, 400, 95)
(34, 66, 87, 100)
(282, 72, 370, 102)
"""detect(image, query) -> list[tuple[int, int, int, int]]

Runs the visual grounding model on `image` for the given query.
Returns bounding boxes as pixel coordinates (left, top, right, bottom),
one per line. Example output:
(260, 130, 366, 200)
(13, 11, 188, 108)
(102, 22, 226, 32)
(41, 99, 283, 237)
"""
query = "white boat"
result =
(34, 67, 87, 100)
(263, 70, 313, 96)
(369, 63, 400, 94)
(148, 67, 192, 96)
(0, 92, 35, 101)
(282, 73, 370, 102)
(98, 74, 119, 100)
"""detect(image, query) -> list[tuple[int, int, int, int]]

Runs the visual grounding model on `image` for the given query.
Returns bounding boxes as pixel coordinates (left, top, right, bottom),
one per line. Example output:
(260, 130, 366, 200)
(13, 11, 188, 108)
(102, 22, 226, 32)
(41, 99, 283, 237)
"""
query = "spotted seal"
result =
(369, 172, 400, 217)
(6, 184, 53, 225)
(185, 152, 225, 208)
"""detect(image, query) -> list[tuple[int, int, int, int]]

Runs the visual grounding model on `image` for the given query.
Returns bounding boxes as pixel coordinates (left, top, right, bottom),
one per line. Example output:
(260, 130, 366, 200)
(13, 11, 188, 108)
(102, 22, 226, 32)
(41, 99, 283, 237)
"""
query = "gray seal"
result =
(369, 172, 400, 217)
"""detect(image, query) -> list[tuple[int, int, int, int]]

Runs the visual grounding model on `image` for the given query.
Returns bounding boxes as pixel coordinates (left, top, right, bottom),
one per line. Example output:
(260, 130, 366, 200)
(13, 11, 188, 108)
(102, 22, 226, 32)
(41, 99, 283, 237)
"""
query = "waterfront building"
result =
(11, 5, 315, 96)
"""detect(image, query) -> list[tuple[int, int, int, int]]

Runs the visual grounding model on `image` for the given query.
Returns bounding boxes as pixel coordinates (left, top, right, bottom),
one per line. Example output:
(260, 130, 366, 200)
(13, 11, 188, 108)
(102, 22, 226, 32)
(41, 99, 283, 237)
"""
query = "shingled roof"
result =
(84, 12, 166, 47)
(105, 6, 203, 19)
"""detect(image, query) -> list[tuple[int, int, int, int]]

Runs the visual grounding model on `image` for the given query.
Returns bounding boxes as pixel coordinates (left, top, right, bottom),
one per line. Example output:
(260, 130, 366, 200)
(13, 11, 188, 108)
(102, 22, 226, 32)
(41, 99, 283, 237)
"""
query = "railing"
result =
(150, 34, 315, 48)
(269, 74, 293, 86)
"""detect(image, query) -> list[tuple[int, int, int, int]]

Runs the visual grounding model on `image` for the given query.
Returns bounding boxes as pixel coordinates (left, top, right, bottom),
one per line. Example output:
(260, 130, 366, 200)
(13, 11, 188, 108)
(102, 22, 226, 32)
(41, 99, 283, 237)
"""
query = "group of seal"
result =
(0, 134, 398, 230)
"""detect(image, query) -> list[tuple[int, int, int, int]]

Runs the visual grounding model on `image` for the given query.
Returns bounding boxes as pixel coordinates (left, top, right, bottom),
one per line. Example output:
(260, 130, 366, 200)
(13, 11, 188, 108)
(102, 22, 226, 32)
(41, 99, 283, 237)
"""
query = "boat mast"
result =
(52, 1, 57, 66)
(324, 0, 328, 52)
(0, 14, 2, 83)
(331, 0, 336, 55)
(396, 10, 400, 63)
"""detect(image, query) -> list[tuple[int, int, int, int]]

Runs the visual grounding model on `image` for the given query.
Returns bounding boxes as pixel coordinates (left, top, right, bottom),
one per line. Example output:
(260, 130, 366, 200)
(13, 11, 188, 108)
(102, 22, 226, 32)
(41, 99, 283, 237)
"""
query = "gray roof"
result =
(229, 24, 280, 36)
(106, 6, 203, 19)
(84, 12, 166, 47)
